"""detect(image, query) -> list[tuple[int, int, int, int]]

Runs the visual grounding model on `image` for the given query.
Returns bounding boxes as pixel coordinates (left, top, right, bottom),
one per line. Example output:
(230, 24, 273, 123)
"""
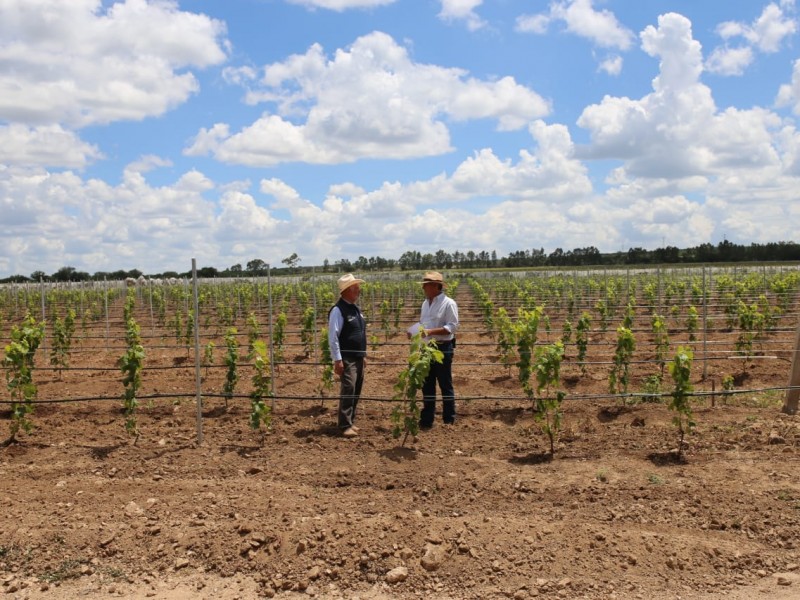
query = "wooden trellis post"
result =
(783, 318, 800, 415)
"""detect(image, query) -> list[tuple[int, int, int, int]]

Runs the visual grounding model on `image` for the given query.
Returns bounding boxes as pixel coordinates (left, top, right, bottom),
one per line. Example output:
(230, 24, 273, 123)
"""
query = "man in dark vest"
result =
(327, 273, 367, 438)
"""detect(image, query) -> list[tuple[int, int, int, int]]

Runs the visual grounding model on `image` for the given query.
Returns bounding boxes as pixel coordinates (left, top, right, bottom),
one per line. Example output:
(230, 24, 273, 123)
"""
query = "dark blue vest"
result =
(333, 298, 366, 357)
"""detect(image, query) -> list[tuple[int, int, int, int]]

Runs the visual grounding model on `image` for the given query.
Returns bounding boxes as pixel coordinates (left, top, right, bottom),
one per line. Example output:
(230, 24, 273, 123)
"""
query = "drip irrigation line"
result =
(19, 333, 800, 350)
(30, 352, 785, 377)
(33, 349, 791, 376)
(39, 336, 798, 359)
(3, 385, 798, 407)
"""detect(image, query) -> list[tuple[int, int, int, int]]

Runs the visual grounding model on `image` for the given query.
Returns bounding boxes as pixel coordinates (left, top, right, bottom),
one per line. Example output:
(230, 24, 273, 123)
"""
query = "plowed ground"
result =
(1, 284, 799, 599)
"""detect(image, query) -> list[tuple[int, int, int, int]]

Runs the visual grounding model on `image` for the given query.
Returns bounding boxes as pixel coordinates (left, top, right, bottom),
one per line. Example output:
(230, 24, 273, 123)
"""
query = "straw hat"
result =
(337, 273, 365, 293)
(419, 271, 446, 286)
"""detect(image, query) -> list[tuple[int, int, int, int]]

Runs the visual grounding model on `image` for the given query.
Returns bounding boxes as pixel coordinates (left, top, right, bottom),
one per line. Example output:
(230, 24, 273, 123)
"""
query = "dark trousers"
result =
(338, 355, 364, 429)
(420, 341, 455, 425)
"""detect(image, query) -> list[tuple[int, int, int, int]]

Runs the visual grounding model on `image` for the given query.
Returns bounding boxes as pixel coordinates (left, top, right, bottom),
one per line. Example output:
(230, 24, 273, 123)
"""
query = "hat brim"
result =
(419, 279, 446, 286)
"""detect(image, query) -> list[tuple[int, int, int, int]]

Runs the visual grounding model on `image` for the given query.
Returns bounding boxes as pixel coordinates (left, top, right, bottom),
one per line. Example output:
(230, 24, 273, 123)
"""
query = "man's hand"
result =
(334, 360, 344, 377)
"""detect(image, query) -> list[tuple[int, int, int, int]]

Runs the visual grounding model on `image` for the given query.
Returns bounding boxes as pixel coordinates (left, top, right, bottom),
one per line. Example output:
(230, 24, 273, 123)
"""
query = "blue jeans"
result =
(420, 341, 455, 425)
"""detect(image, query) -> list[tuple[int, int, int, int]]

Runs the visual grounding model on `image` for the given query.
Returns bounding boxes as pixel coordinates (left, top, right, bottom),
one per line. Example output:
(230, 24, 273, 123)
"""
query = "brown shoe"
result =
(342, 427, 358, 438)
(350, 425, 360, 432)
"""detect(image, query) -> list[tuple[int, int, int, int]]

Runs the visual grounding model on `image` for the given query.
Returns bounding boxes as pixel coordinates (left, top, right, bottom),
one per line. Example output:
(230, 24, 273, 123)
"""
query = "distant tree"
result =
(102, 270, 128, 280)
(548, 248, 564, 266)
(52, 266, 75, 281)
(368, 255, 393, 270)
(0, 275, 29, 283)
(626, 247, 649, 264)
(30, 270, 47, 281)
(197, 266, 219, 278)
(531, 247, 546, 266)
(229, 263, 243, 273)
(246, 259, 268, 275)
(281, 253, 300, 272)
(654, 246, 680, 263)
(52, 266, 89, 282)
(354, 256, 368, 270)
(434, 249, 451, 269)
(397, 251, 421, 270)
(322, 258, 330, 272)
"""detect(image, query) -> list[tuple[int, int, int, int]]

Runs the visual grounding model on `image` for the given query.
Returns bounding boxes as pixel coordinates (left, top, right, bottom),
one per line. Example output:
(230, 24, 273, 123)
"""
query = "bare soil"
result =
(1, 284, 799, 599)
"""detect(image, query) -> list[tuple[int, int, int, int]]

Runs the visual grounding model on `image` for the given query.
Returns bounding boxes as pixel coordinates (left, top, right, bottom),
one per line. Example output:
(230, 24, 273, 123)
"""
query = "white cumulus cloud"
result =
(705, 46, 754, 76)
(285, 0, 397, 11)
(776, 58, 800, 114)
(708, 2, 797, 75)
(516, 0, 635, 50)
(186, 31, 549, 166)
(0, 0, 229, 128)
(0, 124, 103, 168)
(598, 55, 623, 76)
(718, 2, 797, 52)
(438, 0, 487, 31)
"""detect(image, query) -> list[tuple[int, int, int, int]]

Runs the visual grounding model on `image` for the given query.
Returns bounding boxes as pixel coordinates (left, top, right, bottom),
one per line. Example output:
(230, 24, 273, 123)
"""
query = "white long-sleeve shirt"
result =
(420, 292, 459, 342)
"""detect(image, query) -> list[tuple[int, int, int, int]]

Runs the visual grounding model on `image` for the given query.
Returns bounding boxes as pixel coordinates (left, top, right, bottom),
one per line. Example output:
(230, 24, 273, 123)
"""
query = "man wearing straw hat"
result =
(328, 273, 367, 438)
(416, 271, 459, 428)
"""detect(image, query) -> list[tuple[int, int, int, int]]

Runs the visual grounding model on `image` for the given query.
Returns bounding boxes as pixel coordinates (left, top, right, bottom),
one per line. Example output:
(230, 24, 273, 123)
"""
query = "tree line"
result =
(2, 240, 799, 284)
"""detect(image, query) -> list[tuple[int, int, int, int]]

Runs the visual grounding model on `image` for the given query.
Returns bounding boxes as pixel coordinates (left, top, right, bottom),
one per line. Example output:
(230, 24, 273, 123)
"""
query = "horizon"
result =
(2, 1, 800, 278)
(6, 239, 800, 281)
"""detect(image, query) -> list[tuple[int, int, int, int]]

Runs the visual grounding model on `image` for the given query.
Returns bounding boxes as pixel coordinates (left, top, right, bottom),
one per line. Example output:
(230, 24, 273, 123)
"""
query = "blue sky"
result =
(1, 0, 799, 277)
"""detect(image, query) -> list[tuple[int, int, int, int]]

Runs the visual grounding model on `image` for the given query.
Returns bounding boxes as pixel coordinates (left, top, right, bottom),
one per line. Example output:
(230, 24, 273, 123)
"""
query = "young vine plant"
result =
(249, 340, 273, 440)
(609, 326, 635, 402)
(319, 335, 334, 397)
(3, 313, 45, 445)
(50, 308, 76, 377)
(532, 341, 565, 455)
(300, 306, 316, 358)
(119, 293, 145, 442)
(273, 312, 287, 366)
(668, 346, 695, 459)
(223, 327, 239, 410)
(514, 305, 546, 408)
(651, 313, 670, 376)
(575, 311, 591, 375)
(391, 330, 443, 446)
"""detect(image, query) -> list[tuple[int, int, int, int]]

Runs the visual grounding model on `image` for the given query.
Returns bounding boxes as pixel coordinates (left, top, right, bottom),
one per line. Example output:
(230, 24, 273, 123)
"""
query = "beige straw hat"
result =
(337, 273, 365, 293)
(419, 271, 446, 286)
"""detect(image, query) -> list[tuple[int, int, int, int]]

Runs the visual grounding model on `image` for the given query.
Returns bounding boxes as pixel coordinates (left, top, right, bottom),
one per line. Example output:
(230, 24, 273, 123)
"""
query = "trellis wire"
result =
(2, 385, 798, 408)
(2, 262, 799, 425)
